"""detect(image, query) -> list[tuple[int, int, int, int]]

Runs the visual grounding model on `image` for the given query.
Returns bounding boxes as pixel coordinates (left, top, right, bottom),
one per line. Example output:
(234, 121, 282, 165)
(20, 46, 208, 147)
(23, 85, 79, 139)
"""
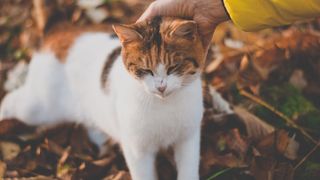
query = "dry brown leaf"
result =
(227, 128, 248, 156)
(284, 134, 299, 160)
(92, 155, 116, 167)
(0, 141, 21, 161)
(58, 146, 71, 165)
(205, 30, 320, 92)
(5, 170, 19, 178)
(104, 170, 131, 180)
(250, 157, 294, 180)
(200, 118, 249, 177)
(0, 119, 35, 136)
(69, 124, 98, 160)
(43, 139, 65, 156)
(256, 129, 299, 160)
(0, 161, 7, 178)
(233, 106, 274, 142)
(289, 69, 308, 90)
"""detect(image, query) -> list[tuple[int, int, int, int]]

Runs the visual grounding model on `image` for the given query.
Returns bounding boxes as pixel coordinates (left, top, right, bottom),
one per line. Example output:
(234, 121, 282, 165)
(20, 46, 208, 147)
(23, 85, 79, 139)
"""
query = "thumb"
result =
(137, 2, 159, 22)
(202, 31, 214, 51)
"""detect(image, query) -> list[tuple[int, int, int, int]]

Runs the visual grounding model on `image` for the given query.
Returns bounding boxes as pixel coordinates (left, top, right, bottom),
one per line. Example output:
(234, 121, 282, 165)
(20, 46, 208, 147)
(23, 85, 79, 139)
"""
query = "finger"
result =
(193, 14, 215, 48)
(203, 30, 215, 50)
(137, 2, 158, 22)
(137, 0, 194, 23)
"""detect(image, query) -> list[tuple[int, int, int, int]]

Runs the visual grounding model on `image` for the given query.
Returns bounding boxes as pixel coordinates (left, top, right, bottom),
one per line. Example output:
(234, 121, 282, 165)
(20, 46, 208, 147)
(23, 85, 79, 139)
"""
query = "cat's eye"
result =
(136, 69, 154, 77)
(167, 64, 179, 75)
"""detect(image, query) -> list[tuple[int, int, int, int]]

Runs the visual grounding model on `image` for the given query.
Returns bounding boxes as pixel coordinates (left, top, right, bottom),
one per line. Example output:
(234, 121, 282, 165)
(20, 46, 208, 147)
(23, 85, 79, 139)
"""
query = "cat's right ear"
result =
(112, 25, 143, 44)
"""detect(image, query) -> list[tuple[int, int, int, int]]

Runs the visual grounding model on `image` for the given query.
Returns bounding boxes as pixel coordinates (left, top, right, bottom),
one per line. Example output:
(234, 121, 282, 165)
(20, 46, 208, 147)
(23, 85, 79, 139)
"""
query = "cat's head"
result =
(113, 17, 206, 98)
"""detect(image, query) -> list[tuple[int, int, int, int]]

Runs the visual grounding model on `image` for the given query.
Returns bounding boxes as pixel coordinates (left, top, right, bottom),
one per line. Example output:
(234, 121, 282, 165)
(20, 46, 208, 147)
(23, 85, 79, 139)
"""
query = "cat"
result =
(0, 17, 206, 180)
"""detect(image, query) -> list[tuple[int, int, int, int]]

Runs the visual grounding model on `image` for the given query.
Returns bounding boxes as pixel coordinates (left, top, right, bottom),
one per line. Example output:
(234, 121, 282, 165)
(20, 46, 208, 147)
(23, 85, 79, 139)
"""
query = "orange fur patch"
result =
(42, 24, 113, 63)
(114, 17, 206, 79)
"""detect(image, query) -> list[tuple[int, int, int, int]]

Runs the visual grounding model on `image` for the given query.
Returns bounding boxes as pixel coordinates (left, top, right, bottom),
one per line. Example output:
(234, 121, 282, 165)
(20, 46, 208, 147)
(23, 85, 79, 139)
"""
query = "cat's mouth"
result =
(154, 91, 173, 99)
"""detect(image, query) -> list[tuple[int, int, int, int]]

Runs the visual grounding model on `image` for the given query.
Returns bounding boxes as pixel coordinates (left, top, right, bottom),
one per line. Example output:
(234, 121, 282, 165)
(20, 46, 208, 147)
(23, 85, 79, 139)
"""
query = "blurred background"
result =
(0, 0, 320, 179)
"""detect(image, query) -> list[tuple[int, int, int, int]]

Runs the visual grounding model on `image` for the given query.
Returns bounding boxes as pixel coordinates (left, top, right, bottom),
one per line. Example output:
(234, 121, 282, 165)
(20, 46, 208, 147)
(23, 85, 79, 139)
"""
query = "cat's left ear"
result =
(112, 24, 143, 44)
(170, 20, 197, 40)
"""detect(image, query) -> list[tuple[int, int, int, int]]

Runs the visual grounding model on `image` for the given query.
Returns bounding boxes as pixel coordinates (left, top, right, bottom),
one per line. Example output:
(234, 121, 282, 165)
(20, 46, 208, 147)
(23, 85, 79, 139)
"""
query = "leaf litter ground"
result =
(0, 0, 320, 179)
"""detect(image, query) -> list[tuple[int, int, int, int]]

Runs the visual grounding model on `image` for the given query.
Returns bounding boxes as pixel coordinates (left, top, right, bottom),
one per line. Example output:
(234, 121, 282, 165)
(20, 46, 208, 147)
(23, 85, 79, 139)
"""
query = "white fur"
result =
(0, 33, 203, 180)
(210, 86, 233, 114)
(142, 64, 183, 98)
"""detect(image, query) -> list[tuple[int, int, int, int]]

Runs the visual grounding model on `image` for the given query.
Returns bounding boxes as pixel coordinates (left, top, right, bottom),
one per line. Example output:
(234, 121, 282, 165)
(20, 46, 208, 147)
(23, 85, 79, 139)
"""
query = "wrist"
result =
(213, 0, 230, 25)
(220, 0, 230, 21)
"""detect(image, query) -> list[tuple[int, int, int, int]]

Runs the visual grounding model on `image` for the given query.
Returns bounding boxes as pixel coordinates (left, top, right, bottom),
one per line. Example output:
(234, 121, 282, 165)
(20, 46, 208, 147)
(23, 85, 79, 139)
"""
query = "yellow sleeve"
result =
(223, 0, 320, 31)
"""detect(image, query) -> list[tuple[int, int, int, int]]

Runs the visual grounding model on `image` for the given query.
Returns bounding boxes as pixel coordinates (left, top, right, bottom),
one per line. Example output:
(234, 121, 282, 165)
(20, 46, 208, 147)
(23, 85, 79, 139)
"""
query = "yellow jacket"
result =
(223, 0, 320, 31)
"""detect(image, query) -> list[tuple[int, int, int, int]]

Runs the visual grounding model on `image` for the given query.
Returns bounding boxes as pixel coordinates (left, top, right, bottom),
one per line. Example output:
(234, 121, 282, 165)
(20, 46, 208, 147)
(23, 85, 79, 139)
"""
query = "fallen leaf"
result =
(289, 69, 307, 90)
(255, 129, 299, 160)
(0, 119, 35, 136)
(0, 161, 7, 178)
(284, 134, 299, 160)
(250, 156, 294, 180)
(0, 141, 21, 161)
(233, 106, 274, 142)
(104, 170, 131, 180)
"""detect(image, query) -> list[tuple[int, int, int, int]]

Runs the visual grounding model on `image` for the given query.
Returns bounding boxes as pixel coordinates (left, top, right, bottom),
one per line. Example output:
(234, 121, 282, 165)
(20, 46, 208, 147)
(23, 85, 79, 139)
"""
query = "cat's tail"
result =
(0, 87, 24, 120)
(0, 51, 72, 125)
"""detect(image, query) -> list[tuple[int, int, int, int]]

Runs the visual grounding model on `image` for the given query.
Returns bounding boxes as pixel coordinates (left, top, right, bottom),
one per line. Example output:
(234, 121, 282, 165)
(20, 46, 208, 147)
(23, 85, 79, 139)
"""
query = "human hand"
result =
(137, 0, 229, 49)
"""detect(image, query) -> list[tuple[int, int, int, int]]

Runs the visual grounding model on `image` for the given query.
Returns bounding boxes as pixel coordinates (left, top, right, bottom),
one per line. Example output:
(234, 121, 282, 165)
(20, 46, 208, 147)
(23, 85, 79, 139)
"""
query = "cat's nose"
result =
(157, 85, 167, 93)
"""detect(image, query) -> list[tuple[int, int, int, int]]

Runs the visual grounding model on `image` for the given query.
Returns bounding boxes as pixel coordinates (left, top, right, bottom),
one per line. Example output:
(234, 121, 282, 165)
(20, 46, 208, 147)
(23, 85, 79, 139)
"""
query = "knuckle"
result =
(149, 2, 156, 10)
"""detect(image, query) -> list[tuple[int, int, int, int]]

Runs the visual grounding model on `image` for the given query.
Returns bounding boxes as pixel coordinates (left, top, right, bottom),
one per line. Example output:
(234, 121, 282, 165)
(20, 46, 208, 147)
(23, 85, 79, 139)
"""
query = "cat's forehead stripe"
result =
(136, 16, 163, 52)
(121, 17, 206, 78)
(156, 64, 166, 76)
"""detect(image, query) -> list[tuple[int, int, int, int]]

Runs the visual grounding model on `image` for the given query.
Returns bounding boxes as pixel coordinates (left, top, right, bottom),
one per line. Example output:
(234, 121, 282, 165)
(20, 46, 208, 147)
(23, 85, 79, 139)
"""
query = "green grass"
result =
(206, 168, 232, 180)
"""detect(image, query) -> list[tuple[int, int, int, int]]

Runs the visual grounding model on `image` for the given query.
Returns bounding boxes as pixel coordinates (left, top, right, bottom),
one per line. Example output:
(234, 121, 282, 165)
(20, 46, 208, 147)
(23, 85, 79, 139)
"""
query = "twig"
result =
(238, 88, 318, 145)
(33, 0, 46, 35)
(294, 140, 320, 170)
(58, 146, 71, 165)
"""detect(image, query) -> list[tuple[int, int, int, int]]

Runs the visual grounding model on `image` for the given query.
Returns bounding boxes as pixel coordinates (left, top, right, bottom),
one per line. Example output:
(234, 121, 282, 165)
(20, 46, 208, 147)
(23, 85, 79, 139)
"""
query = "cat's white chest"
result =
(116, 78, 203, 149)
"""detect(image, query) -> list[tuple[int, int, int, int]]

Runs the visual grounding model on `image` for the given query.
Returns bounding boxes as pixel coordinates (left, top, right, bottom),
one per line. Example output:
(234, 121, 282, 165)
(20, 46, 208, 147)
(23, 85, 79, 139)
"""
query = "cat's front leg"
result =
(174, 129, 201, 180)
(121, 140, 157, 180)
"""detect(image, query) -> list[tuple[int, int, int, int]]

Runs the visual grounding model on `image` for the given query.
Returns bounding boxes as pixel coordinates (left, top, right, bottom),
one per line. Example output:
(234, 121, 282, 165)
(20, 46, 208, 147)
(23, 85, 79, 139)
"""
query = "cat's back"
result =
(40, 25, 121, 95)
(64, 32, 120, 74)
(30, 25, 122, 132)
(42, 24, 116, 62)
